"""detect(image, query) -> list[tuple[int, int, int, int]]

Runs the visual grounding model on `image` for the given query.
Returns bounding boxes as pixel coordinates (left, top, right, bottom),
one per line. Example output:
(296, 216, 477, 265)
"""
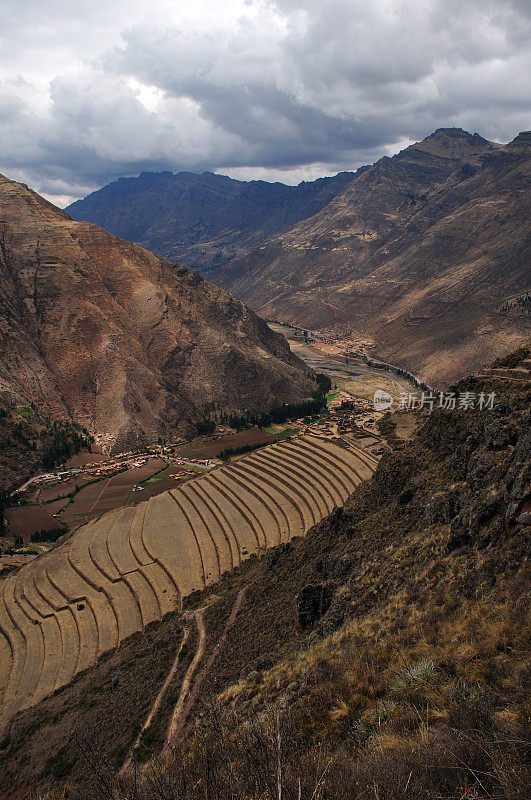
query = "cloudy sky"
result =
(1, 0, 529, 205)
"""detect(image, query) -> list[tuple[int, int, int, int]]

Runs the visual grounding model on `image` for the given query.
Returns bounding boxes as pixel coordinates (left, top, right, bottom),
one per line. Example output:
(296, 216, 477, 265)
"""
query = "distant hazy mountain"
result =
(211, 129, 530, 386)
(66, 169, 357, 273)
(0, 174, 313, 452)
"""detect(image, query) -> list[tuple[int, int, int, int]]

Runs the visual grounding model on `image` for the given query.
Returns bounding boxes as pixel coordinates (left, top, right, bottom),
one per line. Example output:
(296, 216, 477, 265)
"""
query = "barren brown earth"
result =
(211, 128, 530, 387)
(3, 506, 60, 545)
(0, 174, 314, 452)
(174, 428, 275, 458)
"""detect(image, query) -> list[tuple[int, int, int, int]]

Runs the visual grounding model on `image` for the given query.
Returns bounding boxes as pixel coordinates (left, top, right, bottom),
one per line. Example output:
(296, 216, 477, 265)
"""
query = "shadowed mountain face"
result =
(66, 169, 356, 274)
(0, 174, 314, 452)
(211, 129, 530, 387)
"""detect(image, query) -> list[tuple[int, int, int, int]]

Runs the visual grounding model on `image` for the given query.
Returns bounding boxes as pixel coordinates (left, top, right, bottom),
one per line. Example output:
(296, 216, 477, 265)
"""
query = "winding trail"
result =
(164, 608, 207, 747)
(165, 586, 248, 749)
(120, 585, 248, 774)
(120, 625, 191, 775)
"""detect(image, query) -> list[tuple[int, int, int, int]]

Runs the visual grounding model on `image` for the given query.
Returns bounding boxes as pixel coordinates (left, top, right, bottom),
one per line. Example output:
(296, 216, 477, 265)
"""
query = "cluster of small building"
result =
(32, 471, 74, 487)
(338, 398, 374, 411)
(30, 455, 154, 487)
(327, 390, 356, 408)
(327, 391, 376, 411)
(173, 457, 212, 467)
(17, 450, 216, 496)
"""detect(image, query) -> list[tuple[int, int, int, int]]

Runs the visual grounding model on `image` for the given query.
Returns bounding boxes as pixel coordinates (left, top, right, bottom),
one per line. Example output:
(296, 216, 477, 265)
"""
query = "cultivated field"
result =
(0, 431, 383, 733)
(38, 477, 91, 503)
(126, 465, 198, 504)
(58, 459, 167, 528)
(4, 506, 62, 544)
(175, 428, 275, 459)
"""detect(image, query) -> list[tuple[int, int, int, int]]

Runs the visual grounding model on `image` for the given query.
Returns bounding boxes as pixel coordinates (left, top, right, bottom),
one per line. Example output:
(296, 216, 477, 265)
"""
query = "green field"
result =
(326, 390, 342, 404)
(140, 474, 167, 485)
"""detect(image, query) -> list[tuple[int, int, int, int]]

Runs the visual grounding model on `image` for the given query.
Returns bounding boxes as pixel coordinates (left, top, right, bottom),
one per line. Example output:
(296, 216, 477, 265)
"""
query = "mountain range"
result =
(66, 169, 356, 274)
(211, 129, 530, 386)
(68, 128, 530, 388)
(0, 174, 313, 453)
(0, 126, 529, 800)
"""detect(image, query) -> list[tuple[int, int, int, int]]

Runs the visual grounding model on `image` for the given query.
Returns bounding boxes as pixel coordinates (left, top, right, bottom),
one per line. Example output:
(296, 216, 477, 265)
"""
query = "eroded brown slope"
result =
(0, 175, 313, 451)
(212, 129, 530, 386)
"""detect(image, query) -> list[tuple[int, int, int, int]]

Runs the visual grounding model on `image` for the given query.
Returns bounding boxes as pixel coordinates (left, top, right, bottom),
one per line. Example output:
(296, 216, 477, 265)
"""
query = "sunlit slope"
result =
(0, 432, 380, 731)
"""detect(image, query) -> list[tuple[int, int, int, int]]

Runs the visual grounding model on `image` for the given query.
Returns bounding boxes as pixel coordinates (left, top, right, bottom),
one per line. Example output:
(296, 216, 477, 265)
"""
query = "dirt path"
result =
(164, 608, 207, 746)
(87, 477, 111, 515)
(113, 583, 248, 773)
(120, 625, 191, 775)
(165, 586, 248, 749)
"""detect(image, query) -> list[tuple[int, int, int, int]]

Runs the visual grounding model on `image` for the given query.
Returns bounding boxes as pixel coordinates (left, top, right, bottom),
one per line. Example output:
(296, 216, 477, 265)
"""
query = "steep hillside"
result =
(0, 404, 92, 494)
(212, 129, 530, 386)
(1, 369, 528, 799)
(0, 430, 379, 733)
(66, 170, 356, 273)
(0, 174, 314, 452)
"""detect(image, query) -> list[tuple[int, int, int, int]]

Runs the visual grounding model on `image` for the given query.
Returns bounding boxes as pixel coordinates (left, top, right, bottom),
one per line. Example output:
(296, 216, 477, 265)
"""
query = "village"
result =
(13, 448, 216, 496)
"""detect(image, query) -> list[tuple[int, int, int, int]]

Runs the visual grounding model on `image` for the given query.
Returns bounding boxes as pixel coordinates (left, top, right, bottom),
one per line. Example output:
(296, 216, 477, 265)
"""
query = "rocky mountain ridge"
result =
(211, 128, 530, 386)
(66, 169, 357, 273)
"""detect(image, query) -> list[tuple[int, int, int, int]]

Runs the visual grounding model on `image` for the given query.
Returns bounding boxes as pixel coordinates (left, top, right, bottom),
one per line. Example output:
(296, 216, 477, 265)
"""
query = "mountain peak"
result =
(212, 130, 529, 387)
(429, 127, 490, 146)
(400, 127, 493, 161)
(431, 126, 470, 137)
(505, 130, 531, 153)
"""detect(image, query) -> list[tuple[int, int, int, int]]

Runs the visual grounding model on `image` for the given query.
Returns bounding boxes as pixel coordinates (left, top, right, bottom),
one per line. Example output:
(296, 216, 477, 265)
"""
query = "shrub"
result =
(44, 746, 73, 779)
(392, 659, 437, 691)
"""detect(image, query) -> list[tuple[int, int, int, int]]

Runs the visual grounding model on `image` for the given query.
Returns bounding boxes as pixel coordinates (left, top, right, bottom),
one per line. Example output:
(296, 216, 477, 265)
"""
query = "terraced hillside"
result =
(0, 432, 381, 733)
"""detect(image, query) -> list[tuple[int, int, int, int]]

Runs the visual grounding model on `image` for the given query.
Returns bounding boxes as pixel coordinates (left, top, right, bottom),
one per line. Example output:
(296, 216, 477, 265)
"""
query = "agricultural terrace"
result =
(0, 426, 385, 732)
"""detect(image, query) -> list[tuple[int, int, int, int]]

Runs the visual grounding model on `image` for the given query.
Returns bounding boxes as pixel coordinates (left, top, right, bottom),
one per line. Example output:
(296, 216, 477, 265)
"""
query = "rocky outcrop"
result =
(295, 583, 333, 629)
(0, 174, 314, 451)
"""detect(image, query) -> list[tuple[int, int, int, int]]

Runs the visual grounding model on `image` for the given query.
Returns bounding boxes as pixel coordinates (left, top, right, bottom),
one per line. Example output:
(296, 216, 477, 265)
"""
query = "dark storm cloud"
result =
(0, 0, 529, 203)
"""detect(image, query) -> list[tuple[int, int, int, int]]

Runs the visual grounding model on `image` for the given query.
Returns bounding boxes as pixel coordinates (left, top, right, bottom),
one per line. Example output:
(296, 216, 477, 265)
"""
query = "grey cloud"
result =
(0, 0, 529, 203)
